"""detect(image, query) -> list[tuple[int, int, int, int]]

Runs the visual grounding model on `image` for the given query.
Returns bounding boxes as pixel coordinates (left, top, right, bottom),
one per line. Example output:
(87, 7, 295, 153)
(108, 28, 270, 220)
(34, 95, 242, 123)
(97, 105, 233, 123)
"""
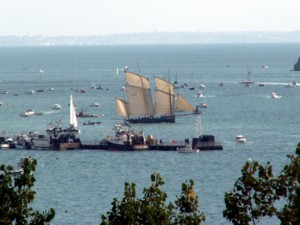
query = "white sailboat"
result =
(70, 94, 80, 133)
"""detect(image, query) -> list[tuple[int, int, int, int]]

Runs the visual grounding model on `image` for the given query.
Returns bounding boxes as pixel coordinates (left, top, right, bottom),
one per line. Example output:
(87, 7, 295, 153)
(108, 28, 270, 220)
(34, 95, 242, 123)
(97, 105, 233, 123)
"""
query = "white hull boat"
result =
(236, 135, 246, 143)
(177, 145, 200, 153)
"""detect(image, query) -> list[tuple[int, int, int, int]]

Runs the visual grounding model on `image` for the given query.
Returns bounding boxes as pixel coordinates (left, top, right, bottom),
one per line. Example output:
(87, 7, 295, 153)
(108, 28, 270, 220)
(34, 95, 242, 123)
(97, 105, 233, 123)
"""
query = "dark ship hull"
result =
(127, 115, 175, 124)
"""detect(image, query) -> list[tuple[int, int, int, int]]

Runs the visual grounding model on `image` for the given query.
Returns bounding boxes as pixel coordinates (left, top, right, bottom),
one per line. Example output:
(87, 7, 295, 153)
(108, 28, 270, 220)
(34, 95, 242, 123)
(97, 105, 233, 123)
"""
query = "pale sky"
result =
(1, 0, 299, 36)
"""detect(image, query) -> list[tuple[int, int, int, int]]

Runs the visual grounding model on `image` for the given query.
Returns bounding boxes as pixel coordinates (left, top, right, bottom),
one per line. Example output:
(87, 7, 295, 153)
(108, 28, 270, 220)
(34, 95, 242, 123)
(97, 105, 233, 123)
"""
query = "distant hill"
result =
(1, 31, 300, 46)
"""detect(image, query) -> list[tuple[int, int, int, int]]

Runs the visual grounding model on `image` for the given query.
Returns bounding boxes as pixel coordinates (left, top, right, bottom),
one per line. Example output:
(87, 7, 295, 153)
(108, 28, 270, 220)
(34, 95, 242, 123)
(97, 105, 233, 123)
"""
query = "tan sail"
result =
(154, 77, 175, 115)
(125, 71, 154, 116)
(125, 71, 151, 89)
(115, 98, 129, 118)
(176, 94, 195, 112)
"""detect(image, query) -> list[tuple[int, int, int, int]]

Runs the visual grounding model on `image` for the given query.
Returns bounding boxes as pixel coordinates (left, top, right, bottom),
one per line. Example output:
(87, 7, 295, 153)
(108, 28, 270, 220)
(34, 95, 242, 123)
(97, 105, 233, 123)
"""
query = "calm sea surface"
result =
(1, 44, 300, 224)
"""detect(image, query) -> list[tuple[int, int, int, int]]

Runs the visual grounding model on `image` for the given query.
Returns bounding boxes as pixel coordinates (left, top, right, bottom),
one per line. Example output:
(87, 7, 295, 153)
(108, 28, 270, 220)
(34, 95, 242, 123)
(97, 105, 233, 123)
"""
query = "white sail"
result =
(175, 94, 195, 112)
(70, 94, 78, 129)
(115, 98, 129, 118)
(125, 71, 154, 116)
(154, 77, 174, 115)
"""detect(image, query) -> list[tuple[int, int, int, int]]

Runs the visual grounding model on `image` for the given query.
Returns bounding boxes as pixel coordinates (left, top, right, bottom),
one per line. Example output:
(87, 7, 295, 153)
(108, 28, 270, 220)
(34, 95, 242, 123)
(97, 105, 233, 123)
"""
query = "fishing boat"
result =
(115, 71, 198, 123)
(0, 134, 16, 149)
(240, 66, 255, 86)
(47, 95, 81, 150)
(31, 133, 52, 150)
(105, 122, 148, 151)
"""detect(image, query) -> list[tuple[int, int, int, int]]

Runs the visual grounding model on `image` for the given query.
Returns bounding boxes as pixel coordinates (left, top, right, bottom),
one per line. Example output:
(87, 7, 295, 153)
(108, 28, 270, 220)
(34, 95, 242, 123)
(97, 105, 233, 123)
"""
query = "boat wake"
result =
(43, 111, 61, 115)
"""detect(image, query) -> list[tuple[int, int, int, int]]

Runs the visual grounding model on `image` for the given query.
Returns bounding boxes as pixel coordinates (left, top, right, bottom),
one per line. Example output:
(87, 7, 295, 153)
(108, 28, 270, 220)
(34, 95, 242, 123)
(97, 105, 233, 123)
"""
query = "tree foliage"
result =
(0, 157, 55, 225)
(224, 144, 300, 225)
(100, 172, 205, 225)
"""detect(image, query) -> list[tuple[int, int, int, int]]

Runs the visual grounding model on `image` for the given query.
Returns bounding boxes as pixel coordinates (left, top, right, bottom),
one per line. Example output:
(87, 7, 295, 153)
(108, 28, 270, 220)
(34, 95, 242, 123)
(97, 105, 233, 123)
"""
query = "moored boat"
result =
(177, 145, 200, 153)
(105, 122, 148, 151)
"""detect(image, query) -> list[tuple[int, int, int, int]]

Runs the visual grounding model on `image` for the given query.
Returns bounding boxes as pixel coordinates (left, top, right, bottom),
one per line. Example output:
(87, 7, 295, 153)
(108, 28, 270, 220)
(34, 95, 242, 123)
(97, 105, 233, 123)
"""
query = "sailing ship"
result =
(115, 71, 198, 123)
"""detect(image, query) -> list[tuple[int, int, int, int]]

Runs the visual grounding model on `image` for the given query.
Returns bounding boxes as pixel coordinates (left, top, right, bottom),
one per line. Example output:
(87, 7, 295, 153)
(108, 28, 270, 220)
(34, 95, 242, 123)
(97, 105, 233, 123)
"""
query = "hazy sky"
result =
(1, 0, 299, 36)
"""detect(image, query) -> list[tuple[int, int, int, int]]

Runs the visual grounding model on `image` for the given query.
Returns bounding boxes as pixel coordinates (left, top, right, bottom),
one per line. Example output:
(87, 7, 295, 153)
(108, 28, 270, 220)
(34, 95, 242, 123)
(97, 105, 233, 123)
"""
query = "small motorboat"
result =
(258, 83, 266, 87)
(76, 109, 100, 118)
(271, 92, 281, 99)
(199, 84, 206, 89)
(20, 109, 43, 117)
(177, 145, 200, 153)
(25, 90, 35, 94)
(236, 135, 247, 143)
(196, 92, 204, 98)
(20, 109, 35, 117)
(52, 104, 62, 110)
(199, 103, 208, 108)
(89, 102, 100, 107)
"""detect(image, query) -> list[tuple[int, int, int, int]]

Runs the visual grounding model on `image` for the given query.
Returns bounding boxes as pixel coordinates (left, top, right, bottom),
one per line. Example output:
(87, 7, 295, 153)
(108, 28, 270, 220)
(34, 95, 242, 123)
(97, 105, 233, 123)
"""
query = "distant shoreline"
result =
(1, 31, 300, 46)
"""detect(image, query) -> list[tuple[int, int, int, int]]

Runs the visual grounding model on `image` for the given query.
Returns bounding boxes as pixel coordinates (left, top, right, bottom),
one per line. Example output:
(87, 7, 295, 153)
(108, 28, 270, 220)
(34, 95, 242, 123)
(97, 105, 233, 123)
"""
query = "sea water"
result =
(1, 43, 300, 224)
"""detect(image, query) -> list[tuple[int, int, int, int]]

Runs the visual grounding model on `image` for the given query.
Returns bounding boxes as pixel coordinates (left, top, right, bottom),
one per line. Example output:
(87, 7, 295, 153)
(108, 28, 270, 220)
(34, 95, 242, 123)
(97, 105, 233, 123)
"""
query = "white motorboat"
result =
(52, 103, 62, 110)
(196, 92, 204, 98)
(236, 135, 247, 143)
(199, 103, 208, 108)
(199, 84, 206, 89)
(20, 109, 35, 117)
(177, 145, 200, 153)
(271, 92, 281, 99)
(25, 90, 35, 94)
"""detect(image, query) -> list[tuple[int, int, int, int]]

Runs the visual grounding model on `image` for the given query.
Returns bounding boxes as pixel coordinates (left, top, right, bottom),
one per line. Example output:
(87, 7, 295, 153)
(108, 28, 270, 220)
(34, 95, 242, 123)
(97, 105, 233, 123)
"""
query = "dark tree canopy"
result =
(224, 143, 300, 225)
(100, 172, 205, 225)
(0, 157, 55, 225)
